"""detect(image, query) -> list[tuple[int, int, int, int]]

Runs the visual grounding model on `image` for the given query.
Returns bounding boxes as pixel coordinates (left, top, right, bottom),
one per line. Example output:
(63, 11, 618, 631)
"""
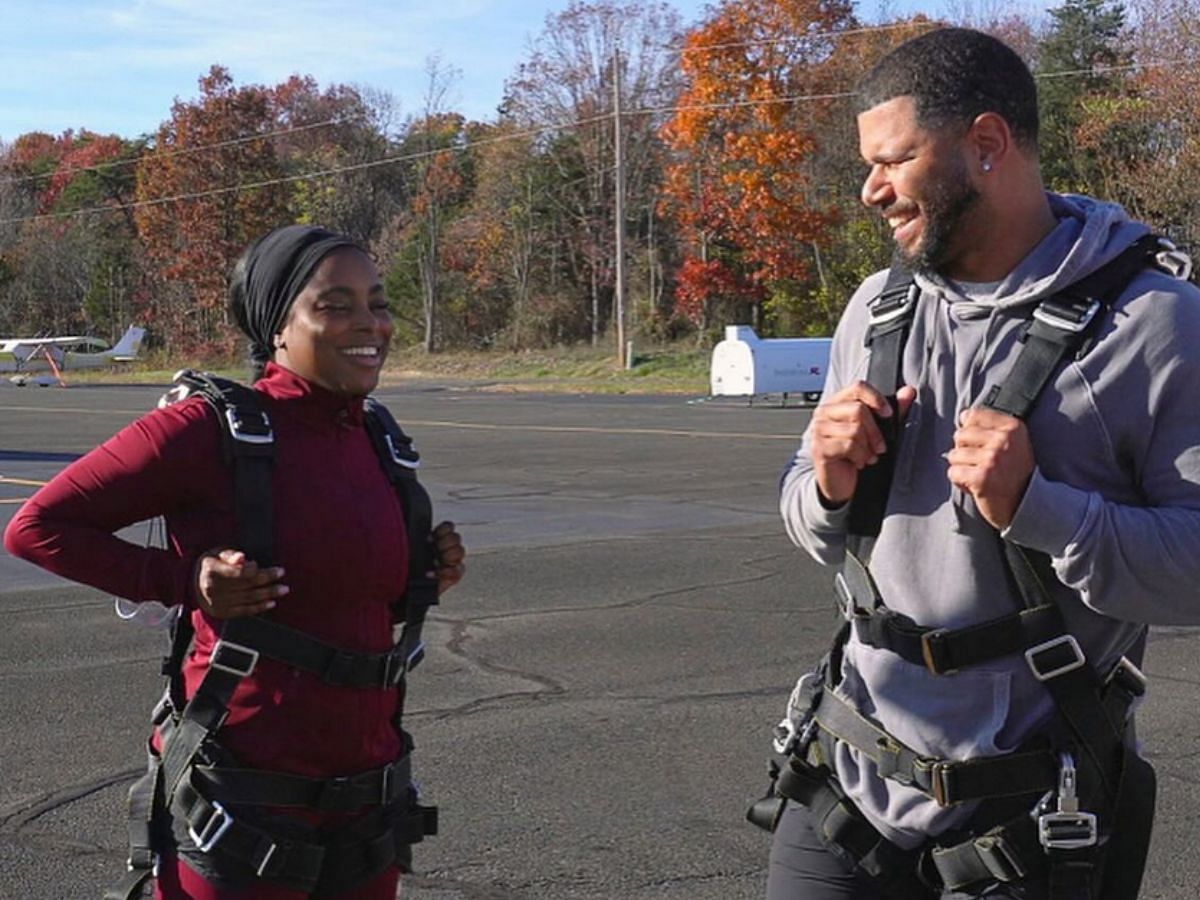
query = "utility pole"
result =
(612, 40, 628, 367)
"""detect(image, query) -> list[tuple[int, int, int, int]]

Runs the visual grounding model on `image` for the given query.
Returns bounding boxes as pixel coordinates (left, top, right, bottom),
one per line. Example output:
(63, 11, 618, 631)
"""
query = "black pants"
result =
(766, 802, 1048, 900)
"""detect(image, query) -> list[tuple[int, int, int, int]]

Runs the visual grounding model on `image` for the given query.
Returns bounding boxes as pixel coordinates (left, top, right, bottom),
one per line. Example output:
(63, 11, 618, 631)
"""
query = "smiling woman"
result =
(272, 247, 393, 398)
(3, 223, 467, 900)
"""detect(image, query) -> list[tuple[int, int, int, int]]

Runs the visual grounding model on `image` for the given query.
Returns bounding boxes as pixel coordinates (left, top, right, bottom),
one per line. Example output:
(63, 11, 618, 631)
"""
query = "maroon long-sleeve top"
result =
(3, 363, 409, 778)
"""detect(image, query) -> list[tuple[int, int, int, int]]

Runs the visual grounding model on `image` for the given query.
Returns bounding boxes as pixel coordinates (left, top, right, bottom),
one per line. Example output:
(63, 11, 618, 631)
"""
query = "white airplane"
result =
(1, 325, 146, 385)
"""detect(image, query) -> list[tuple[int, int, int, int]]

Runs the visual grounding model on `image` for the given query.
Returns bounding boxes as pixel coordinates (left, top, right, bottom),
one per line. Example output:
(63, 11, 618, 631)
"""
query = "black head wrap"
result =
(229, 224, 364, 377)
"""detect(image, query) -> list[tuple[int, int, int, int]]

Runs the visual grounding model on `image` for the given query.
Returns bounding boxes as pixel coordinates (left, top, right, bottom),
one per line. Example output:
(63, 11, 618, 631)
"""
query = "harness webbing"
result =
(847, 256, 917, 541)
(110, 372, 439, 900)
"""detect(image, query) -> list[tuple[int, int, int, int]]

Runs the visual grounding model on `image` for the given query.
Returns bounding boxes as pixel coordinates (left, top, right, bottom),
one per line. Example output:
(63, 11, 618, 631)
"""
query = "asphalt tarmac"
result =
(1, 380, 1198, 900)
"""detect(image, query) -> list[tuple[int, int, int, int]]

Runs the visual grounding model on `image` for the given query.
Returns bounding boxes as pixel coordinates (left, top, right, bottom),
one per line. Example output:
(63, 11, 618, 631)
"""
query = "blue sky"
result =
(0, 0, 954, 144)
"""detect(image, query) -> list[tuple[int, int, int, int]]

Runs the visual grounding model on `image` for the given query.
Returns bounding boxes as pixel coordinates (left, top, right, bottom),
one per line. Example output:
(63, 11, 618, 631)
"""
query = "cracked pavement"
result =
(2, 383, 1199, 899)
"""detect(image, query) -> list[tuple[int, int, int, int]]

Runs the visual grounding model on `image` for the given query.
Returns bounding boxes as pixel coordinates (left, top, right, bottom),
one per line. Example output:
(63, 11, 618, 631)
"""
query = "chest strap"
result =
(204, 616, 416, 689)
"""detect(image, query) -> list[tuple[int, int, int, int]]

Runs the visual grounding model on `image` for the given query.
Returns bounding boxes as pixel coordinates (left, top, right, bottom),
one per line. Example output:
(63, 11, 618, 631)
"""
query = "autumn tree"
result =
(1036, 0, 1132, 193)
(662, 0, 864, 337)
(1075, 0, 1200, 250)
(444, 123, 552, 348)
(271, 76, 403, 244)
(380, 59, 475, 353)
(503, 0, 683, 346)
(0, 131, 142, 337)
(135, 67, 292, 354)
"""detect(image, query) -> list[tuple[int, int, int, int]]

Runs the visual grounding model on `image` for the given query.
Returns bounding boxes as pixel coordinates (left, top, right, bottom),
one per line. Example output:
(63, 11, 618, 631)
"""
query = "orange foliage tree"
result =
(661, 0, 859, 335)
(134, 67, 292, 355)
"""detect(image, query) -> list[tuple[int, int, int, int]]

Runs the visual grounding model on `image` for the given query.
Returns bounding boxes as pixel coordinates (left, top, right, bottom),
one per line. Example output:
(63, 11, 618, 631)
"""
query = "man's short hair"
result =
(856, 27, 1039, 151)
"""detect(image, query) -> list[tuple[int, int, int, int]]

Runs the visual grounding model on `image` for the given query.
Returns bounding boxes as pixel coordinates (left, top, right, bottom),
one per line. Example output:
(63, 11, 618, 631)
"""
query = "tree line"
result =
(1, 0, 1194, 359)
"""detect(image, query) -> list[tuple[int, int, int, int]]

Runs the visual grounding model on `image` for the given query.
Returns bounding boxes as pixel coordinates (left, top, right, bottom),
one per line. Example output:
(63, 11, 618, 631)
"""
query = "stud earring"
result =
(981, 160, 993, 173)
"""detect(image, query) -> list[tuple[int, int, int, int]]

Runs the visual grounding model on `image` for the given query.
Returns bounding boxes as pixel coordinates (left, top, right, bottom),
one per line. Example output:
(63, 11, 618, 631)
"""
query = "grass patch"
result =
(46, 342, 713, 395)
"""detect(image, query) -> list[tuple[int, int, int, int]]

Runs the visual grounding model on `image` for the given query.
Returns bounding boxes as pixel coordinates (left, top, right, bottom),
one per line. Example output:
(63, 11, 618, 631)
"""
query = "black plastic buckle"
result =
(1025, 635, 1086, 682)
(1033, 298, 1101, 334)
(224, 407, 274, 445)
(868, 284, 918, 328)
(384, 433, 420, 470)
(210, 640, 260, 678)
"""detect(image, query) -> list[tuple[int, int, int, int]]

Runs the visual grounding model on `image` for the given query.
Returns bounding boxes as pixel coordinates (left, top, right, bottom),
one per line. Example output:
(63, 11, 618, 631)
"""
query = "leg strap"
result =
(172, 771, 437, 896)
(774, 754, 935, 900)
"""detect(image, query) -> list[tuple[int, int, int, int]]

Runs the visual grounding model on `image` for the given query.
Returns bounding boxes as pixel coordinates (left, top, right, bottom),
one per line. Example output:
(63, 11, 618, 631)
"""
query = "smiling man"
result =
(766, 27, 1200, 900)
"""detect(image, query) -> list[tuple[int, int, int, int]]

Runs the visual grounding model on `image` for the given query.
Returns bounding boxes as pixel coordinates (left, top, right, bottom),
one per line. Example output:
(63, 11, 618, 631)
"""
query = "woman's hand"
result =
(432, 521, 466, 595)
(194, 548, 288, 619)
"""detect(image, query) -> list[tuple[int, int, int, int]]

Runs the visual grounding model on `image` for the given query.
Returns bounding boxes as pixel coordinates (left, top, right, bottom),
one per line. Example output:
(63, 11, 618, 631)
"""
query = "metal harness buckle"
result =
(1038, 753, 1098, 850)
(223, 407, 274, 445)
(382, 639, 425, 686)
(975, 833, 1029, 882)
(1032, 298, 1101, 334)
(1106, 654, 1148, 698)
(209, 640, 260, 678)
(1025, 634, 1086, 682)
(188, 800, 233, 853)
(384, 433, 420, 470)
(833, 571, 857, 621)
(868, 284, 918, 327)
(254, 842, 278, 877)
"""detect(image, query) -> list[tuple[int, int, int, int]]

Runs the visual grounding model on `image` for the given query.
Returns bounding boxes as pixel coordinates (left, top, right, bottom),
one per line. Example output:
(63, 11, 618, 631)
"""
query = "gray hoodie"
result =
(780, 193, 1200, 847)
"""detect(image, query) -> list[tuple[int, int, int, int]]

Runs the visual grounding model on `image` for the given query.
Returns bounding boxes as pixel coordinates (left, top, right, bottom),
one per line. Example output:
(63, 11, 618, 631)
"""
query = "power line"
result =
(2, 54, 1194, 228)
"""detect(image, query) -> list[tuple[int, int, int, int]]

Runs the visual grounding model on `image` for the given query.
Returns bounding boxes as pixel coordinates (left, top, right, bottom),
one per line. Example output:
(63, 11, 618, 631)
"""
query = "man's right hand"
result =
(194, 548, 288, 619)
(810, 382, 917, 506)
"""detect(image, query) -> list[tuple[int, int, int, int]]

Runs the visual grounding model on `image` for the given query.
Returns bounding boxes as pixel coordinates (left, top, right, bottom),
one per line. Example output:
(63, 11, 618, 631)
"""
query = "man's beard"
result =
(900, 161, 980, 274)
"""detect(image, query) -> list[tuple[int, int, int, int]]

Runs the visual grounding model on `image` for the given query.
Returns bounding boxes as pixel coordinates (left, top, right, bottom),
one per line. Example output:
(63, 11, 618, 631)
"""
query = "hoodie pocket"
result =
(839, 640, 1012, 761)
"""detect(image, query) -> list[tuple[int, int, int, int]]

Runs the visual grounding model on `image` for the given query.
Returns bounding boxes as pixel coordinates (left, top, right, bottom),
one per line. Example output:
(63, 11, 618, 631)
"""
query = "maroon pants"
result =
(154, 859, 400, 899)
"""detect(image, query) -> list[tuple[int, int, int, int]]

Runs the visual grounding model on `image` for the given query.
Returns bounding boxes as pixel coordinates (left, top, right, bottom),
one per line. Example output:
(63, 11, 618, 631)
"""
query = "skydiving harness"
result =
(748, 235, 1190, 900)
(105, 370, 439, 900)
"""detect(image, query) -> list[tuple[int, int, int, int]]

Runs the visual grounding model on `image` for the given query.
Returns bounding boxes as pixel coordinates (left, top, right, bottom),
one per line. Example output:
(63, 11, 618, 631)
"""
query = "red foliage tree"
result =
(662, 0, 860, 333)
(134, 66, 292, 354)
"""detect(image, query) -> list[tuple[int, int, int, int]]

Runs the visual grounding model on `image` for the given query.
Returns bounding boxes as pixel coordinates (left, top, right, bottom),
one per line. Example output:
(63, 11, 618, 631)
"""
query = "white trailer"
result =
(710, 325, 831, 403)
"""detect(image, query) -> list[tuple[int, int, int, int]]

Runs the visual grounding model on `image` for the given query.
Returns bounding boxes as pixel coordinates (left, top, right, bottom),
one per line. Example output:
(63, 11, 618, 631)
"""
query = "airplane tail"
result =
(110, 326, 146, 360)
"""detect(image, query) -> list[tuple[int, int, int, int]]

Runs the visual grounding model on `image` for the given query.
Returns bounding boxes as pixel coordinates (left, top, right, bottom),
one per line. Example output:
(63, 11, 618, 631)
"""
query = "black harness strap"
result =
(363, 398, 439, 680)
(983, 235, 1162, 417)
(847, 257, 918, 540)
(174, 371, 276, 567)
(191, 755, 412, 812)
(809, 688, 1060, 805)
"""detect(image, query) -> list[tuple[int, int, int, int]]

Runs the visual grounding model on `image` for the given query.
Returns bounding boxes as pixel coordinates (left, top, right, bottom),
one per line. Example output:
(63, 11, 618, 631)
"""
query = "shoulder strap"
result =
(983, 234, 1164, 419)
(363, 397, 439, 676)
(170, 369, 276, 567)
(847, 256, 919, 540)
